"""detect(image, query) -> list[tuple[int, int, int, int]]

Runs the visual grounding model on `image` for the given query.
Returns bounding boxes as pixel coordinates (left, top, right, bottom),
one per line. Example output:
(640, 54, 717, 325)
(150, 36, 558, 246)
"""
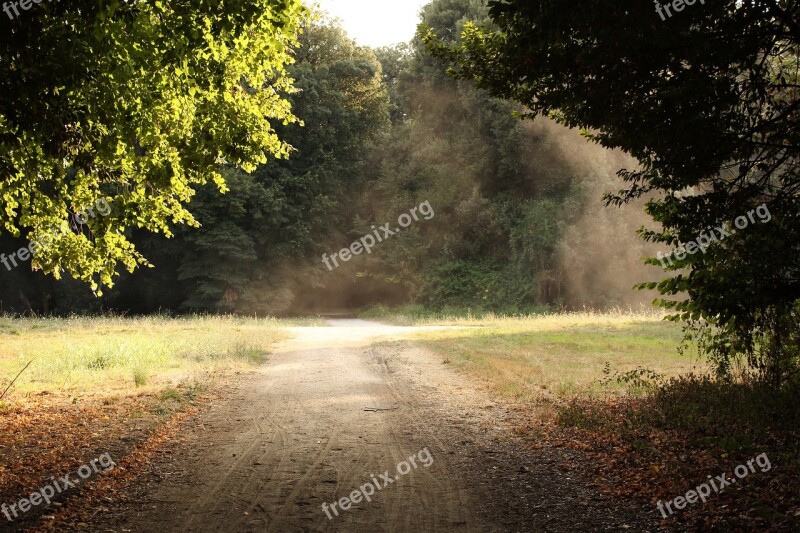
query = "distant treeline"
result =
(0, 0, 655, 316)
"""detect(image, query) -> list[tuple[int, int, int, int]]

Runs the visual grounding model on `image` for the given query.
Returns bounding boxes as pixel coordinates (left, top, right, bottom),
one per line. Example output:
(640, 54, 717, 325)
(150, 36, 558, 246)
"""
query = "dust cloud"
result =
(522, 118, 664, 309)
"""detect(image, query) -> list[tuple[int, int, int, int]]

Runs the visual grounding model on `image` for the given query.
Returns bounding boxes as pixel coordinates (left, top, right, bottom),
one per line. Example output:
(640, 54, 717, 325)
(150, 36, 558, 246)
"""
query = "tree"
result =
(0, 0, 307, 293)
(352, 0, 641, 313)
(373, 44, 414, 123)
(424, 0, 800, 382)
(160, 20, 391, 314)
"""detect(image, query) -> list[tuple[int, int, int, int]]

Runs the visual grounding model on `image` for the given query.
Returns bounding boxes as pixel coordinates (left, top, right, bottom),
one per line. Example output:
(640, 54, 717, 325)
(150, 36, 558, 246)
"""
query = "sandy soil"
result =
(94, 320, 670, 532)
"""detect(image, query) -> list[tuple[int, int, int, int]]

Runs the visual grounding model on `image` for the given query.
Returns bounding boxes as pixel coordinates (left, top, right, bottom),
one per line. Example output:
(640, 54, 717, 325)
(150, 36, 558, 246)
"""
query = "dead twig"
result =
(1, 359, 34, 401)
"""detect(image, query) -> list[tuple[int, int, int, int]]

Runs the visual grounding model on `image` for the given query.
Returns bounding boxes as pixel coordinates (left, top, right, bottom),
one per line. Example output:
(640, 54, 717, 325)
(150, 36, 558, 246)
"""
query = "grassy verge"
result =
(401, 310, 798, 529)
(407, 310, 700, 401)
(0, 316, 289, 531)
(0, 315, 287, 398)
(360, 303, 553, 326)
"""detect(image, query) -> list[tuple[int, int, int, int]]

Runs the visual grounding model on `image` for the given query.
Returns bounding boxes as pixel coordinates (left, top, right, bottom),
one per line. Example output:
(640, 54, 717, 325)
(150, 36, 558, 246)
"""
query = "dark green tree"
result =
(424, 0, 800, 382)
(172, 20, 391, 313)
(373, 44, 414, 123)
(357, 0, 630, 312)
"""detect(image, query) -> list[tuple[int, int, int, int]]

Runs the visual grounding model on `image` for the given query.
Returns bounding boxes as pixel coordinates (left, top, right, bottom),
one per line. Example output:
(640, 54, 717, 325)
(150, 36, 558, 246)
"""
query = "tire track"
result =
(94, 320, 659, 533)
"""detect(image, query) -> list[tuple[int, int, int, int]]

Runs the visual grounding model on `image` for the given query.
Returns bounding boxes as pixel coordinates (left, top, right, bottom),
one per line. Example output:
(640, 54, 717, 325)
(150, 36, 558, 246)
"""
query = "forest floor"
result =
(0, 316, 794, 532)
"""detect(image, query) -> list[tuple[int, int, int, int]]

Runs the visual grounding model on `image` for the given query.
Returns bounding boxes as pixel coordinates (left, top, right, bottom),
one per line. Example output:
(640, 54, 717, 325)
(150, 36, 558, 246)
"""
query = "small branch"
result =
(0, 359, 34, 401)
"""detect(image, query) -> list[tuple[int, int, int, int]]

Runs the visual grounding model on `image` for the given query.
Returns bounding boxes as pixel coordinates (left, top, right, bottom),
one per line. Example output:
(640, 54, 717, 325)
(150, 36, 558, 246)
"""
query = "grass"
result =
(403, 310, 703, 402)
(370, 308, 798, 527)
(278, 316, 330, 327)
(0, 315, 288, 399)
(0, 315, 292, 526)
(552, 368, 800, 529)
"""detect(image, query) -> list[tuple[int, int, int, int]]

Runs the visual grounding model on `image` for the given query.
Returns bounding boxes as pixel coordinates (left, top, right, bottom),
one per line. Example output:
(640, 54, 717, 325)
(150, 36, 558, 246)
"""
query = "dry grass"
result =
(0, 315, 288, 400)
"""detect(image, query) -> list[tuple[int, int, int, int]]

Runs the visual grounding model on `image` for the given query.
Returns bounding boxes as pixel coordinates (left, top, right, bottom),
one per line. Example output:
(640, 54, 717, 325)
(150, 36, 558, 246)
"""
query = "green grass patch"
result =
(0, 315, 288, 399)
(409, 311, 701, 402)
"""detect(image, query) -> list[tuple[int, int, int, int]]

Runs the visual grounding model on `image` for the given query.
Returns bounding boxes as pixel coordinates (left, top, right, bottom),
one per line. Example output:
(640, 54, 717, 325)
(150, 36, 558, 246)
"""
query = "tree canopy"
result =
(0, 0, 307, 293)
(423, 0, 800, 381)
(0, 2, 653, 317)
(174, 21, 391, 314)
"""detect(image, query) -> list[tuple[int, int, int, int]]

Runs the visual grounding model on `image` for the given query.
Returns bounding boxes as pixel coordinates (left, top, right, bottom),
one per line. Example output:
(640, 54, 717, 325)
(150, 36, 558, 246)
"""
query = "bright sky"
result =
(314, 0, 430, 48)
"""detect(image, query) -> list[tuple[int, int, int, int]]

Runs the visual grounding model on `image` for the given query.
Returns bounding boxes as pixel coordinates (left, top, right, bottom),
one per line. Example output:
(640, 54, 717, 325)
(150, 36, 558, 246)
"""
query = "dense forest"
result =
(0, 0, 656, 316)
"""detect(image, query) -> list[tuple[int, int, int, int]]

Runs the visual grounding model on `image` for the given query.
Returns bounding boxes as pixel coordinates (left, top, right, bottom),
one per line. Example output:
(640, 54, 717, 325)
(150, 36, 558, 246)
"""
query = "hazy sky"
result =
(314, 0, 429, 48)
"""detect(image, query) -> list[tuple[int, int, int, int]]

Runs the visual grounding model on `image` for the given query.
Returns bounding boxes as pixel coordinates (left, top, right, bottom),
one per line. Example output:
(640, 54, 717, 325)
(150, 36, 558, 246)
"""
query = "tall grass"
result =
(0, 315, 287, 397)
(360, 303, 668, 327)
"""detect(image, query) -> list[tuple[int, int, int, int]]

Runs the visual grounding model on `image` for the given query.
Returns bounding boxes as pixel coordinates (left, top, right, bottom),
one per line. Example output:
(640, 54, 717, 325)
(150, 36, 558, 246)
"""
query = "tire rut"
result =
(90, 320, 666, 533)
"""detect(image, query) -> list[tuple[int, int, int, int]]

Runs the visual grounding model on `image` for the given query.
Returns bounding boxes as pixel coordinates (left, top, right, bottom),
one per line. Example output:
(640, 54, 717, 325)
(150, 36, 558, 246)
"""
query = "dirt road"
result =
(99, 320, 667, 532)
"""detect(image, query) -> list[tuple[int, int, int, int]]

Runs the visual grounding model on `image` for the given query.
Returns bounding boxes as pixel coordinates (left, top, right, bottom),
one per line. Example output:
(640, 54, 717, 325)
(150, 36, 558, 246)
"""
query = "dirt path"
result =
(97, 320, 668, 532)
